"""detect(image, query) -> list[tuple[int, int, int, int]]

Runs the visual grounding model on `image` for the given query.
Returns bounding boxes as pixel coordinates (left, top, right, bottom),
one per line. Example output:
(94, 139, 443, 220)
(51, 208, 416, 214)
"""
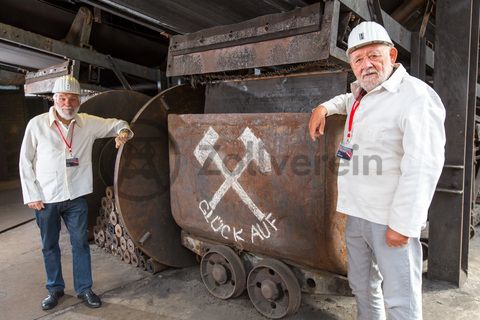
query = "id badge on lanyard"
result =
(336, 90, 366, 161)
(54, 121, 79, 167)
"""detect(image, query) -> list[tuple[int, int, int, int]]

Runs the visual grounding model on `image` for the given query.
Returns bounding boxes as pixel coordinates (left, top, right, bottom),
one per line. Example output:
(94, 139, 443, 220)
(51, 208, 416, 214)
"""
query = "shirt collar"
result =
(350, 63, 406, 97)
(381, 63, 406, 92)
(48, 106, 83, 127)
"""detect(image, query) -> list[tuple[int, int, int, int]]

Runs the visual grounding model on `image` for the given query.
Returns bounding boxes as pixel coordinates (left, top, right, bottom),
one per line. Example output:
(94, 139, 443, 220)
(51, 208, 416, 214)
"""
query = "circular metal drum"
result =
(80, 90, 151, 237)
(114, 84, 205, 267)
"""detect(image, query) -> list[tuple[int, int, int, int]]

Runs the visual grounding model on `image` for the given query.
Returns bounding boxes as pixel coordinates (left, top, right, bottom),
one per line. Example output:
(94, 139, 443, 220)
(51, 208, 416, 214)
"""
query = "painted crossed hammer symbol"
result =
(194, 126, 272, 222)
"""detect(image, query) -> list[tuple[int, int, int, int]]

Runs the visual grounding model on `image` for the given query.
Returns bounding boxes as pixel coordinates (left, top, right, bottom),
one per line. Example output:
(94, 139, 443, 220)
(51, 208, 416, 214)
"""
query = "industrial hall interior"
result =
(1, 0, 480, 319)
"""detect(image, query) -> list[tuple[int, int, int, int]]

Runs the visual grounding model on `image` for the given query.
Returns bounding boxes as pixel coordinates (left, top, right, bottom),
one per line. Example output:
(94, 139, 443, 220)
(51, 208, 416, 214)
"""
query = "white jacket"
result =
(322, 64, 446, 237)
(19, 107, 131, 204)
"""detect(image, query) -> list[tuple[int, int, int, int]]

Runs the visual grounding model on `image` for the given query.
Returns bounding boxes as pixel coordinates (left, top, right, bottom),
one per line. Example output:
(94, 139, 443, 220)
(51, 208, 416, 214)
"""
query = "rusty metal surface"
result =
(79, 90, 151, 237)
(167, 2, 335, 76)
(247, 258, 301, 318)
(205, 71, 348, 113)
(169, 113, 347, 275)
(169, 4, 322, 54)
(200, 245, 247, 299)
(114, 84, 205, 267)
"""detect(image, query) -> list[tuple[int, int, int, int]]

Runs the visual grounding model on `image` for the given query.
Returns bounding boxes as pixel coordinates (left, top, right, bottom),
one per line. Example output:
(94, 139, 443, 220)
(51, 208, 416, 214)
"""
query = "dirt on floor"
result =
(1, 219, 479, 320)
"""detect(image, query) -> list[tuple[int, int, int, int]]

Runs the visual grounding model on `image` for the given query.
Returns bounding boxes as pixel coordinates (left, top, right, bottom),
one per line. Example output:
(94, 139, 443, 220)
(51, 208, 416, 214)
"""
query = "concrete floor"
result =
(1, 185, 479, 320)
(0, 180, 34, 232)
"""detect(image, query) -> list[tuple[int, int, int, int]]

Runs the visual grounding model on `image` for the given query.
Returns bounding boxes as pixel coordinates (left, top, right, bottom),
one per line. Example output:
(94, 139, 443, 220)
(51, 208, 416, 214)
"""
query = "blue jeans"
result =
(35, 197, 92, 295)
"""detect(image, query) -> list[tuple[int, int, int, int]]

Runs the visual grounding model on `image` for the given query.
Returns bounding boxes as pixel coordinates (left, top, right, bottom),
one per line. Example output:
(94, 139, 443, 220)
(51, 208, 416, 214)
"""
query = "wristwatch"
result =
(119, 128, 131, 138)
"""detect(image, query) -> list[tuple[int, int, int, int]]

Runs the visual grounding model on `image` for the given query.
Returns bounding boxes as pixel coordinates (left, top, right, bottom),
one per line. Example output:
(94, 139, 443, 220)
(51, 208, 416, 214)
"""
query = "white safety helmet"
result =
(52, 75, 81, 95)
(347, 21, 393, 55)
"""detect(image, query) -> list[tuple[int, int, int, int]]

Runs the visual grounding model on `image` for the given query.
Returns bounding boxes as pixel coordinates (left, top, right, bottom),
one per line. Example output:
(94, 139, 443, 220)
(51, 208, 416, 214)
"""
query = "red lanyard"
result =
(346, 90, 366, 141)
(54, 121, 74, 154)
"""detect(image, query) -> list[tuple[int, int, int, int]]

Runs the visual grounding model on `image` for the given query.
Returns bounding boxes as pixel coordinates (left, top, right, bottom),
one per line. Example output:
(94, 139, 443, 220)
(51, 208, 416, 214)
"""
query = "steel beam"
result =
(366, 0, 384, 26)
(167, 2, 332, 76)
(0, 22, 159, 81)
(464, 0, 480, 272)
(24, 61, 71, 94)
(169, 4, 322, 54)
(410, 32, 426, 81)
(24, 61, 70, 84)
(429, 0, 473, 286)
(106, 55, 132, 90)
(0, 42, 64, 70)
(64, 7, 93, 47)
(339, 0, 434, 69)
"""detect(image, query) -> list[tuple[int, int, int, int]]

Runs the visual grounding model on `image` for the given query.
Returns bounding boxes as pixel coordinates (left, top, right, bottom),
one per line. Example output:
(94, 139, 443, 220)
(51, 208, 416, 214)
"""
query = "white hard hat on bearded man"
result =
(347, 21, 393, 55)
(52, 75, 81, 95)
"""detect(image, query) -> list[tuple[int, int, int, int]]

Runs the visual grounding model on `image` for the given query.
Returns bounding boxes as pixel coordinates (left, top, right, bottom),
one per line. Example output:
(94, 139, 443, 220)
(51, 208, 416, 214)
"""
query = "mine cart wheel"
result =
(420, 240, 428, 261)
(247, 259, 301, 319)
(200, 245, 246, 299)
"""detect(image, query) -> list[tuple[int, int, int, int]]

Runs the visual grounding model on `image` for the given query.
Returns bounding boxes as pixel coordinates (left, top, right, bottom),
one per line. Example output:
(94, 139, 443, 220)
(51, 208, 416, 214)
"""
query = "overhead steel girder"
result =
(0, 22, 159, 81)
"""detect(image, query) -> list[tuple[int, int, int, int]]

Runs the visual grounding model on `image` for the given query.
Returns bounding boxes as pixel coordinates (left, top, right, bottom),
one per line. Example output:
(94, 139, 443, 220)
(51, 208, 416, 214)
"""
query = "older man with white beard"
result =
(19, 75, 133, 311)
(308, 22, 445, 320)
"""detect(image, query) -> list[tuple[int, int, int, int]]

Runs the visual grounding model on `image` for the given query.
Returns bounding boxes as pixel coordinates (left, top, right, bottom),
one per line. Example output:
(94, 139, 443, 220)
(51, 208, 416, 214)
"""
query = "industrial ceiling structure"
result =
(0, 0, 435, 92)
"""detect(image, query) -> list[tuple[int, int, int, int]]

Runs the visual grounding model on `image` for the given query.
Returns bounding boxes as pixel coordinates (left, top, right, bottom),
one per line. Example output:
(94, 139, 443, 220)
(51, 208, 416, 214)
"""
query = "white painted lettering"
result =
(257, 222, 271, 239)
(195, 127, 281, 245)
(233, 227, 245, 242)
(264, 213, 278, 231)
(221, 225, 230, 240)
(251, 224, 264, 243)
(199, 200, 213, 222)
(210, 216, 224, 232)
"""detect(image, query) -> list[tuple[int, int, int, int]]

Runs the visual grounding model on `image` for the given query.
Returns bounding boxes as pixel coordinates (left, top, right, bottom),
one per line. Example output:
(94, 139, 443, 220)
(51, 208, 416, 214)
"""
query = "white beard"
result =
(54, 104, 79, 121)
(358, 63, 394, 92)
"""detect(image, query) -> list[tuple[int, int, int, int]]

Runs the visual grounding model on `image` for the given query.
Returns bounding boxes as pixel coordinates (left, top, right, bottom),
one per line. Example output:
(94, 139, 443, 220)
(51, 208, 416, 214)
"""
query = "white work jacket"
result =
(19, 107, 132, 204)
(321, 64, 446, 238)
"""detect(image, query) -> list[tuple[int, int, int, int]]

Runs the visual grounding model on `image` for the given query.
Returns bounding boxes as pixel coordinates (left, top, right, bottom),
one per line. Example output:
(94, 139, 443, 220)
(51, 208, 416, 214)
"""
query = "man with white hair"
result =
(19, 75, 133, 310)
(308, 22, 446, 319)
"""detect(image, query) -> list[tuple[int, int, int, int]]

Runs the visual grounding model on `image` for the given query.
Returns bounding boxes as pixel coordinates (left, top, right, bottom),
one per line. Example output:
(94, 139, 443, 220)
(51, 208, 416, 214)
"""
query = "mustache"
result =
(54, 104, 79, 120)
(361, 68, 378, 77)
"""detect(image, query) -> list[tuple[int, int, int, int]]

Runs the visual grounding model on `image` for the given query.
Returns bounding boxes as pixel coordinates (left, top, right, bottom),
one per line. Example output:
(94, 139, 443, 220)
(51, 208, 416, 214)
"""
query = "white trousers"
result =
(346, 216, 423, 320)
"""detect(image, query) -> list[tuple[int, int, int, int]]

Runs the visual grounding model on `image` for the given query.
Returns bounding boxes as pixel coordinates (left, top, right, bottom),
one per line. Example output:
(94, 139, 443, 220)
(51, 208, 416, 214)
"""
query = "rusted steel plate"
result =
(167, 30, 330, 76)
(167, 2, 337, 76)
(169, 4, 322, 53)
(114, 84, 205, 267)
(205, 71, 348, 113)
(80, 90, 151, 237)
(169, 113, 347, 275)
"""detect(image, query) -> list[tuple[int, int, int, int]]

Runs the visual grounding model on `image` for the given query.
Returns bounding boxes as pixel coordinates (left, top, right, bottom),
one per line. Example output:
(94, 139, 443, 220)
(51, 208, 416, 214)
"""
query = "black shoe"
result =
(77, 289, 102, 308)
(41, 291, 64, 310)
